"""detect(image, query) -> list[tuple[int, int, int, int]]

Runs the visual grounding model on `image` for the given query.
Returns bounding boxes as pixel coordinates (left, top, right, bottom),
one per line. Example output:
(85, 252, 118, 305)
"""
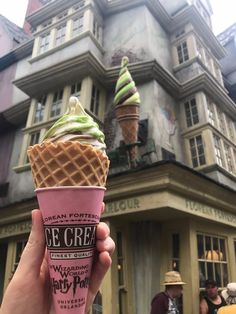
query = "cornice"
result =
(106, 161, 236, 213)
(0, 39, 33, 71)
(170, 5, 226, 59)
(26, 0, 80, 27)
(180, 72, 236, 117)
(13, 51, 236, 117)
(13, 51, 107, 97)
(2, 99, 30, 126)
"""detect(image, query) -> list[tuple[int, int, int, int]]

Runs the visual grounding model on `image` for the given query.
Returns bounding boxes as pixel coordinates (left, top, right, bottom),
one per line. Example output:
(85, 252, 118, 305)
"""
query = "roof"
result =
(0, 14, 30, 45)
(217, 22, 236, 47)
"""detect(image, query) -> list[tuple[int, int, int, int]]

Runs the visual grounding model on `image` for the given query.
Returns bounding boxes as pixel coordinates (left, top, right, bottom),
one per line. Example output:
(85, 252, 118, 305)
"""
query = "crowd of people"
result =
(150, 271, 236, 314)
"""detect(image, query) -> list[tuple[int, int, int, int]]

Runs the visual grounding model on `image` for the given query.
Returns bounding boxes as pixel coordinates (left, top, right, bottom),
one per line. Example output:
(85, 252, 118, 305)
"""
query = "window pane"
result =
(199, 261, 206, 288)
(34, 96, 46, 123)
(51, 90, 63, 117)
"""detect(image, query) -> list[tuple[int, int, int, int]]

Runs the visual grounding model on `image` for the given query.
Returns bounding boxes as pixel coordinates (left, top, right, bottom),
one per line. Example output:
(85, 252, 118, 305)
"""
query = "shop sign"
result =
(185, 199, 236, 227)
(0, 221, 31, 239)
(104, 198, 140, 215)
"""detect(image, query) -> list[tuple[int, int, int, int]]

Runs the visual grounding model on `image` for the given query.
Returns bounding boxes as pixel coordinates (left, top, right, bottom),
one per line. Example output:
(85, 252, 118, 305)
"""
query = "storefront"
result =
(101, 161, 236, 314)
(1, 161, 236, 313)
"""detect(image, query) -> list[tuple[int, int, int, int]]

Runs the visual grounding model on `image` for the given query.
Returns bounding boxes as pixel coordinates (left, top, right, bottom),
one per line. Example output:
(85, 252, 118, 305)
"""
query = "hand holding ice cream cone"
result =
(26, 97, 110, 314)
(0, 209, 115, 314)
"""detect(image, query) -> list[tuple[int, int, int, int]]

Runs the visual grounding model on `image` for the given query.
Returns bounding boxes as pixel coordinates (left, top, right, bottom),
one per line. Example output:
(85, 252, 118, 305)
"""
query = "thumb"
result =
(16, 209, 46, 277)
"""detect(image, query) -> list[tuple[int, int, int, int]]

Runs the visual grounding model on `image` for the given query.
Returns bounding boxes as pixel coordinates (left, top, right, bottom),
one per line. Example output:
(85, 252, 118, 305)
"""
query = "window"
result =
(196, 41, 203, 60)
(234, 240, 236, 262)
(73, 1, 85, 11)
(189, 135, 206, 167)
(71, 81, 81, 98)
(34, 96, 46, 123)
(51, 90, 63, 117)
(213, 134, 224, 167)
(57, 10, 67, 20)
(217, 109, 226, 133)
(207, 101, 216, 126)
(93, 19, 100, 41)
(29, 131, 40, 146)
(177, 41, 189, 64)
(116, 231, 128, 314)
(39, 33, 50, 54)
(42, 19, 52, 28)
(224, 143, 233, 173)
(55, 24, 66, 46)
(172, 234, 180, 271)
(226, 117, 234, 141)
(90, 85, 100, 116)
(72, 16, 83, 37)
(205, 52, 211, 70)
(184, 98, 199, 127)
(197, 234, 228, 288)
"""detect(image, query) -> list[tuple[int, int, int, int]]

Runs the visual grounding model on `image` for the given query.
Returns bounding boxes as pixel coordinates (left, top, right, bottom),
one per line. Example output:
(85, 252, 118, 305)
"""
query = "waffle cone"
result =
(27, 141, 109, 188)
(115, 103, 139, 145)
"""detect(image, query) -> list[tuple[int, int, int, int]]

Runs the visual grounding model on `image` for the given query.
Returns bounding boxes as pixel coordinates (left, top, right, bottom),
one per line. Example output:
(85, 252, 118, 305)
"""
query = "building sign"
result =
(0, 221, 31, 239)
(103, 193, 236, 228)
(104, 198, 140, 216)
(185, 199, 236, 227)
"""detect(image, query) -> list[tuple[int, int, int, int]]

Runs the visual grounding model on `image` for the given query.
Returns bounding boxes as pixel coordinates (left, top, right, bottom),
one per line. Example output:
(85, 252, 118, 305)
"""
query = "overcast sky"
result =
(0, 0, 235, 35)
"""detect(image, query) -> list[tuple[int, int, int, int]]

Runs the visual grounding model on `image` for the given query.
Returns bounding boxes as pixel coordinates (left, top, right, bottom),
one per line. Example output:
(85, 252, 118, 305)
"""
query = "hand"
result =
(0, 209, 115, 314)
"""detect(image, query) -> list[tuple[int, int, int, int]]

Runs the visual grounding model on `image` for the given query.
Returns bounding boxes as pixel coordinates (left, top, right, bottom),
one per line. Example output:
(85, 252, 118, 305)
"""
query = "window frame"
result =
(50, 89, 63, 118)
(213, 134, 224, 167)
(184, 98, 199, 127)
(197, 233, 228, 289)
(177, 41, 189, 64)
(72, 15, 84, 37)
(90, 85, 100, 116)
(39, 32, 50, 54)
(189, 135, 206, 168)
(55, 23, 67, 47)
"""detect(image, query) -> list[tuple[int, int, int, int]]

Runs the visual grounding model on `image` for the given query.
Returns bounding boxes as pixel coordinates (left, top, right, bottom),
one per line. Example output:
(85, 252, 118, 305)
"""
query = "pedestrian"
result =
(200, 279, 226, 314)
(218, 283, 236, 314)
(150, 271, 185, 314)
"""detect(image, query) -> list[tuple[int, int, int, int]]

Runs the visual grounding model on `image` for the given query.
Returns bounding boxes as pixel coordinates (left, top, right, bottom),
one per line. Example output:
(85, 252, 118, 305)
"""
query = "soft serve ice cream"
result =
(27, 96, 109, 188)
(43, 96, 106, 151)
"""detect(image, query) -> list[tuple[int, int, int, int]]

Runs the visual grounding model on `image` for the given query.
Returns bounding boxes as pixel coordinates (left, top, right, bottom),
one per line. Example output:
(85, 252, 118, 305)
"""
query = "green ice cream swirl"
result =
(114, 56, 141, 106)
(43, 96, 105, 144)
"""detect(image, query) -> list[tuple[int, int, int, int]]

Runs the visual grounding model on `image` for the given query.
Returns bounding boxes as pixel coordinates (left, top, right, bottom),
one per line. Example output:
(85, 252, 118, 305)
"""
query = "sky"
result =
(0, 0, 235, 35)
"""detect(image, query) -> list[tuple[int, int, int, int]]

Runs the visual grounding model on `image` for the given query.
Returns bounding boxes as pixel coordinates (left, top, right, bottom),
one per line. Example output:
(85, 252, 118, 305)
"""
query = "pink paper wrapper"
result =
(36, 186, 105, 314)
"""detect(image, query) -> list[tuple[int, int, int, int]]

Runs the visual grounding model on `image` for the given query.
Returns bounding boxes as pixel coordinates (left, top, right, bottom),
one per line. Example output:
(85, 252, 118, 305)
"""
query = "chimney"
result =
(23, 0, 43, 34)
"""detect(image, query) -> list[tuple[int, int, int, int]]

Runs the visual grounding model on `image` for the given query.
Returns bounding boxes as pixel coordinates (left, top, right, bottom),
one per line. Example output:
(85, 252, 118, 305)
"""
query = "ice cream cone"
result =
(27, 97, 109, 314)
(114, 56, 141, 165)
(28, 141, 109, 188)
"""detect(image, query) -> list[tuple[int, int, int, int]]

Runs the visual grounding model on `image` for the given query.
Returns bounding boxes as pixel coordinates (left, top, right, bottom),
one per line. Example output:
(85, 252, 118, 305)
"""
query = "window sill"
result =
(13, 163, 31, 173)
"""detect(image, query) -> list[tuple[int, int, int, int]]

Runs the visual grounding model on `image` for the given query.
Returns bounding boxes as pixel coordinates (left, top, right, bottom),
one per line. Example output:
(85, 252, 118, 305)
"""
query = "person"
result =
(200, 279, 226, 314)
(150, 271, 186, 314)
(0, 209, 115, 314)
(218, 283, 236, 314)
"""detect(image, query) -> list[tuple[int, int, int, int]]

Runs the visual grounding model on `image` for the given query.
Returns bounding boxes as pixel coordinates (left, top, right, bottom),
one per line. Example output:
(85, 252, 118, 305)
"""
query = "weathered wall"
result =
(0, 64, 16, 112)
(103, 5, 172, 70)
(6, 126, 34, 204)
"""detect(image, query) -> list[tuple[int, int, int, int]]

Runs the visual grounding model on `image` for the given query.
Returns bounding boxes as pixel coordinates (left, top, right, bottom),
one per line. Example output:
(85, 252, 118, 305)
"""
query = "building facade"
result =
(0, 0, 236, 313)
